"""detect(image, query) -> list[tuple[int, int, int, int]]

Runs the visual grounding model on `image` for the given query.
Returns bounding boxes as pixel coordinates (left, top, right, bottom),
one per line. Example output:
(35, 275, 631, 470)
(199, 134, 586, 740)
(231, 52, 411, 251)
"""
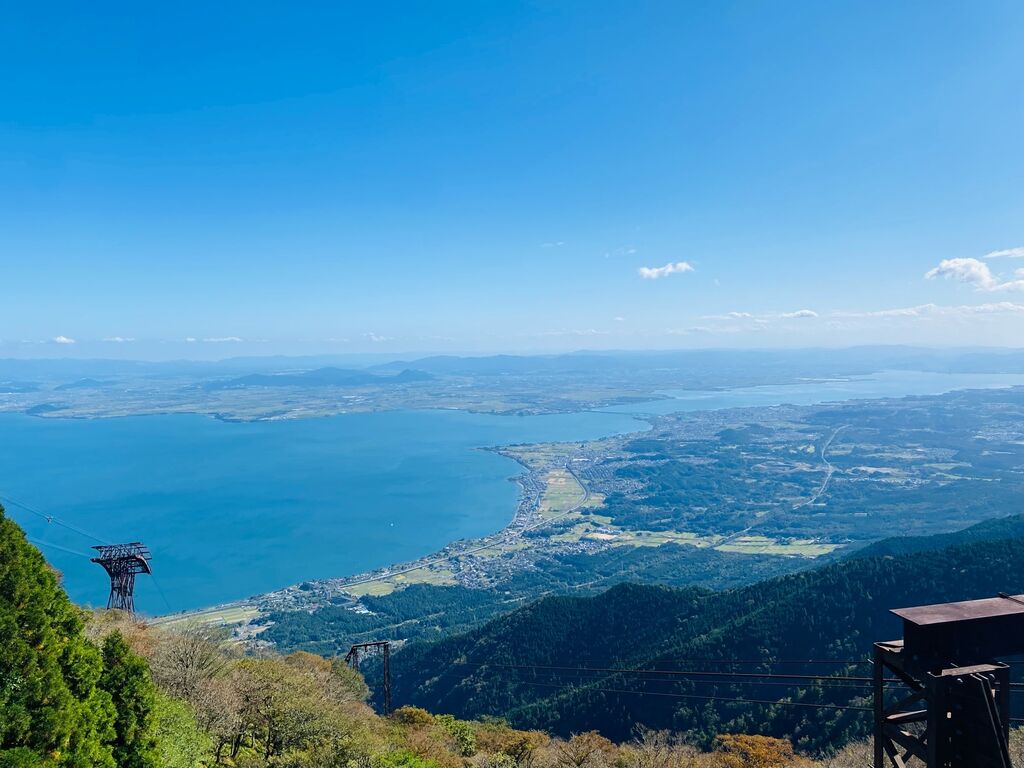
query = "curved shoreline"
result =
(153, 447, 590, 623)
(150, 421, 653, 627)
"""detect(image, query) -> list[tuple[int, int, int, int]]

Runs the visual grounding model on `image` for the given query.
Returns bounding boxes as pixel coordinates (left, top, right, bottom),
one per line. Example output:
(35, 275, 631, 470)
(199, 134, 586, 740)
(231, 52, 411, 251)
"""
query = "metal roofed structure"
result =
(874, 593, 1024, 768)
(892, 593, 1024, 669)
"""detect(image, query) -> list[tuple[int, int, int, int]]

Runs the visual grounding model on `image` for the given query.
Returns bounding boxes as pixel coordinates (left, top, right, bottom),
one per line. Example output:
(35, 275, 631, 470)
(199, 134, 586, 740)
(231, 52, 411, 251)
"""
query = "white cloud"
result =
(983, 247, 1024, 259)
(185, 337, 197, 343)
(363, 332, 392, 343)
(925, 258, 997, 289)
(103, 336, 135, 343)
(202, 336, 244, 343)
(780, 309, 818, 319)
(53, 335, 75, 345)
(541, 241, 565, 248)
(613, 316, 626, 322)
(638, 261, 695, 279)
(924, 257, 1024, 292)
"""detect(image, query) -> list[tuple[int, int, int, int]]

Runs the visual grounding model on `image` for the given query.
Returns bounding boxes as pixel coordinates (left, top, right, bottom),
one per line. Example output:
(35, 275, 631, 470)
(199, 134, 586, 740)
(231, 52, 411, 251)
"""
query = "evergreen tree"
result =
(99, 632, 158, 768)
(0, 507, 115, 768)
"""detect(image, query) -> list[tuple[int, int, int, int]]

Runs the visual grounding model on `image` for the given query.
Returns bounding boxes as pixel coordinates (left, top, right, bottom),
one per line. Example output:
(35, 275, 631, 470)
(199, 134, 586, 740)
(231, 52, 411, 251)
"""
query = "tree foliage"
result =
(0, 507, 115, 767)
(151, 692, 211, 768)
(99, 631, 158, 768)
(714, 734, 810, 768)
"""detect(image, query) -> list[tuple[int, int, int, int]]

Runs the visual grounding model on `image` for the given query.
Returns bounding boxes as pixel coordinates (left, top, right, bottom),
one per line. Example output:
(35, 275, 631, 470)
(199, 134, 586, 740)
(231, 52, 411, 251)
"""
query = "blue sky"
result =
(2, 1, 1023, 358)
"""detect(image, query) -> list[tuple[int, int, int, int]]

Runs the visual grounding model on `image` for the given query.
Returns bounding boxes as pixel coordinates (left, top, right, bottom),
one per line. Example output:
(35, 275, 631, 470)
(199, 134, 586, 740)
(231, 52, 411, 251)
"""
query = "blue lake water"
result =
(3, 369, 1024, 614)
(0, 409, 646, 613)
(600, 370, 1024, 415)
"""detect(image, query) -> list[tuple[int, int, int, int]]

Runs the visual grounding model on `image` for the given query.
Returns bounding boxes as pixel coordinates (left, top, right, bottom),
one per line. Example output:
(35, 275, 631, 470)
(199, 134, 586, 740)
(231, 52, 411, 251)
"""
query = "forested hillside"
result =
(392, 516, 1024, 753)
(1, 503, 896, 767)
(847, 513, 1024, 559)
(262, 544, 804, 655)
(10, 505, 1024, 763)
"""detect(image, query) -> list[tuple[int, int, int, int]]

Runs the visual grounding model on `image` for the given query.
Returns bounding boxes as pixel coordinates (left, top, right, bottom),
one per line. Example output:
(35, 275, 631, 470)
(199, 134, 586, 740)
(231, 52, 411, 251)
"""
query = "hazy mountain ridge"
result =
(846, 513, 1024, 559)
(204, 367, 434, 390)
(5, 347, 1024, 422)
(5, 345, 1024, 385)
(372, 346, 1024, 378)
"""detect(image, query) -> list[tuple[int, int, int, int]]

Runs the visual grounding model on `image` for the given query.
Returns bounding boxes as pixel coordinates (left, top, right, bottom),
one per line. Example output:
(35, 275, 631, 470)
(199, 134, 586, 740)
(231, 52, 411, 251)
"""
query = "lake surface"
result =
(3, 369, 1024, 614)
(0, 409, 646, 613)
(600, 370, 1024, 415)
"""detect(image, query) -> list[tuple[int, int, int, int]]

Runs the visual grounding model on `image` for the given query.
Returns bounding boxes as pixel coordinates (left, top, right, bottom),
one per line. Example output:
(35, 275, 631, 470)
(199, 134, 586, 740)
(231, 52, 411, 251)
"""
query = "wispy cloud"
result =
(202, 336, 244, 343)
(604, 245, 638, 259)
(924, 257, 1024, 292)
(681, 302, 1024, 339)
(638, 261, 694, 279)
(836, 302, 1024, 319)
(53, 335, 76, 345)
(667, 326, 713, 336)
(675, 323, 767, 335)
(780, 309, 818, 319)
(538, 328, 608, 337)
(704, 309, 817, 322)
(103, 336, 135, 343)
(983, 246, 1024, 259)
(363, 332, 392, 343)
(541, 241, 565, 248)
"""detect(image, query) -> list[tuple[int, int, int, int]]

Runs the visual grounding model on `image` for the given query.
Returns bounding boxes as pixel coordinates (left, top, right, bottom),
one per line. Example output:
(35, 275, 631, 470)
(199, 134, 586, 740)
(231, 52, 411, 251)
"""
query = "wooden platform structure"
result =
(874, 593, 1024, 767)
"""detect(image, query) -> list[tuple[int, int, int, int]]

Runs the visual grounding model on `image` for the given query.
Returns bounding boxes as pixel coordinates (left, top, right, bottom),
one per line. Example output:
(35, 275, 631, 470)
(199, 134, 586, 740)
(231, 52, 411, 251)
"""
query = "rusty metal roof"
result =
(892, 594, 1024, 626)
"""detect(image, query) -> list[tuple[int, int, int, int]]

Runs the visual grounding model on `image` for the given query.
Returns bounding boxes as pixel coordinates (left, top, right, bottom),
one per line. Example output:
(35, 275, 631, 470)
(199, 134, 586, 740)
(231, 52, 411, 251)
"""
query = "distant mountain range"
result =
(370, 346, 1024, 377)
(390, 515, 1024, 751)
(53, 377, 112, 390)
(204, 367, 434, 390)
(5, 345, 1024, 386)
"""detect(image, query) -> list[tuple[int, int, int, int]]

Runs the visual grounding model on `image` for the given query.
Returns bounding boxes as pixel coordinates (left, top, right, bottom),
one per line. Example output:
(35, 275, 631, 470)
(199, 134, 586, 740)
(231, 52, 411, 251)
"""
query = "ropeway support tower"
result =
(90, 542, 152, 613)
(346, 641, 392, 714)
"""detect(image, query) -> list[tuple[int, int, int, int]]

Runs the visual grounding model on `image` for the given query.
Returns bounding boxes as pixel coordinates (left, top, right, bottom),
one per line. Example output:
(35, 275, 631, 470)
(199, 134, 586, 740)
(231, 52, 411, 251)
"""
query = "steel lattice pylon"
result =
(346, 641, 392, 714)
(90, 542, 152, 613)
